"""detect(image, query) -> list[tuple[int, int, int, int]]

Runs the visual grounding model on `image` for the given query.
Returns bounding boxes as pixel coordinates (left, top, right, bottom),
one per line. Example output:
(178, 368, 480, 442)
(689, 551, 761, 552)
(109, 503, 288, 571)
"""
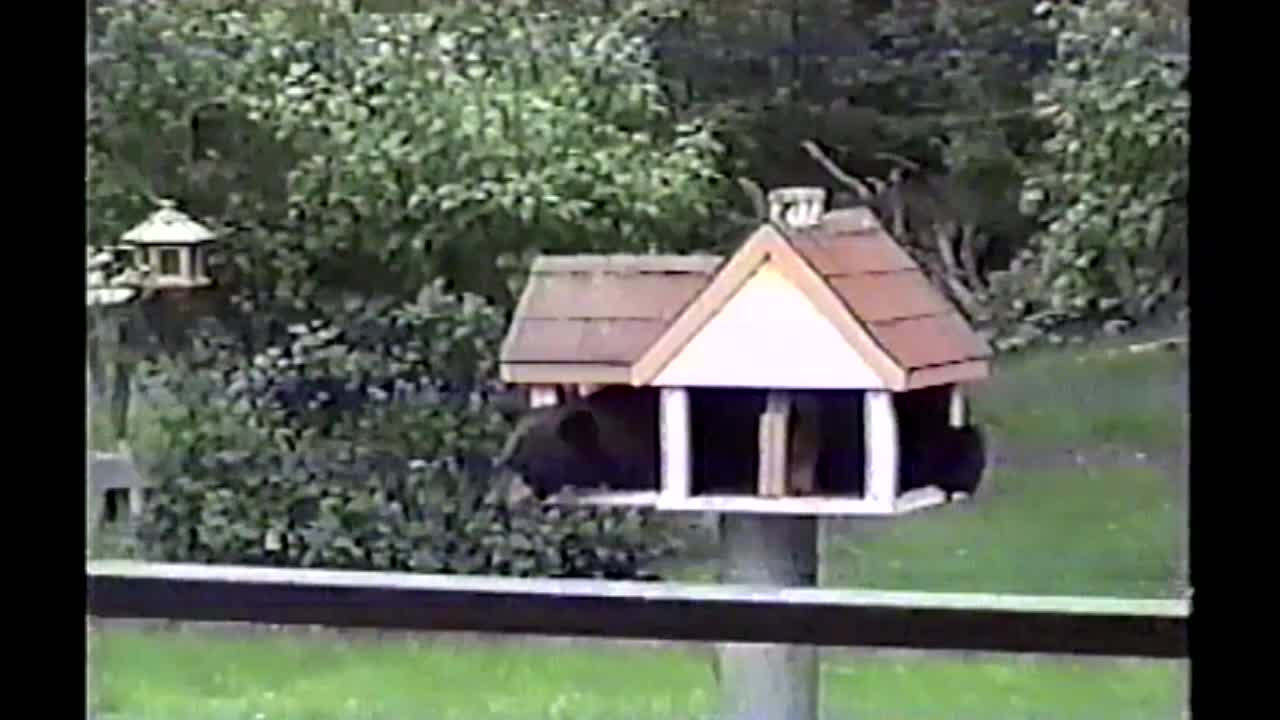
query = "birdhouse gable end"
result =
(634, 225, 906, 389)
(657, 261, 892, 388)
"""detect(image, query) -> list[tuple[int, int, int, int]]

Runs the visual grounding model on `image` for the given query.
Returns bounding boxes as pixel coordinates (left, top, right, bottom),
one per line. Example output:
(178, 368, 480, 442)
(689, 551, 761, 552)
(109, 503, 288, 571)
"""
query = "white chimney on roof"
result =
(767, 186, 828, 228)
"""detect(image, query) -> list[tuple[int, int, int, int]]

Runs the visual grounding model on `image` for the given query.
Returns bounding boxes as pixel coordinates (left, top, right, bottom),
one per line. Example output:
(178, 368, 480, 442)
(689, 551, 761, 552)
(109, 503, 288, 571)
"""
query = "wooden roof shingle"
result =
(785, 208, 994, 382)
(499, 255, 722, 382)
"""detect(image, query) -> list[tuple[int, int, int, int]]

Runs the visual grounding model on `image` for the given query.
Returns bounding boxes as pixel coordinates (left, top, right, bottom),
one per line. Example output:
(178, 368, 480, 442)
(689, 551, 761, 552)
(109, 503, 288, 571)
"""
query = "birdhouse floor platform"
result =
(554, 486, 949, 517)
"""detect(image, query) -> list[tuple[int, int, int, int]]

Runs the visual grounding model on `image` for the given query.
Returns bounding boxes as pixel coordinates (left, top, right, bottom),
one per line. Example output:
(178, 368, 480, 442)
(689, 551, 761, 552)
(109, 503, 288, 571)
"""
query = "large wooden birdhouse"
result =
(499, 187, 993, 517)
(119, 200, 218, 290)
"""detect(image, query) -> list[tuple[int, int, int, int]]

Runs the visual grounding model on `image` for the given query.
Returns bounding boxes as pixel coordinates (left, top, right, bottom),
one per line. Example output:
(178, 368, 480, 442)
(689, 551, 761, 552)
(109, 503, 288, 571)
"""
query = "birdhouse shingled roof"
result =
(782, 208, 993, 388)
(499, 254, 722, 384)
(500, 207, 992, 390)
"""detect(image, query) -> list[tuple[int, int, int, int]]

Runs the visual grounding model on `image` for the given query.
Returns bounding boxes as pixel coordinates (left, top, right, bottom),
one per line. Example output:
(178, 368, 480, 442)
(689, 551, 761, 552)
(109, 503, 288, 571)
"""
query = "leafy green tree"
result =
(89, 0, 730, 326)
(1015, 0, 1188, 337)
(87, 0, 730, 441)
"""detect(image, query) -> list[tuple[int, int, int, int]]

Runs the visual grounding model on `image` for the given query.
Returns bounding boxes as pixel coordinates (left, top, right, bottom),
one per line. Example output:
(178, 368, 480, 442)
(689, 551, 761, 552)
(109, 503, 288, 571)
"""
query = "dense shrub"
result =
(131, 285, 677, 579)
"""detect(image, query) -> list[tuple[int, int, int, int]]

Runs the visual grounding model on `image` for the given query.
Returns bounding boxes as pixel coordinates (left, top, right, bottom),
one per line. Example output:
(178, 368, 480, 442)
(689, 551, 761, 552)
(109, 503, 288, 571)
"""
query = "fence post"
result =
(717, 514, 820, 720)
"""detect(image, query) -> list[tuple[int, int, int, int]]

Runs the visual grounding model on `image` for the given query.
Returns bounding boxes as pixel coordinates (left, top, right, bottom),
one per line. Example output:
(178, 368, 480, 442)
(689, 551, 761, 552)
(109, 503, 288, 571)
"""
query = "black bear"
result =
(493, 385, 659, 498)
(889, 386, 985, 499)
(900, 422, 989, 499)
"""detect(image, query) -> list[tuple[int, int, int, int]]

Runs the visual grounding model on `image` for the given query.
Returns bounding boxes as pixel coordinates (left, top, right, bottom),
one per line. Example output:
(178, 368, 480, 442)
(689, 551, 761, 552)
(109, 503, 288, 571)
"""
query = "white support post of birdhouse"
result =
(659, 387, 691, 501)
(717, 514, 820, 720)
(758, 390, 791, 497)
(864, 389, 899, 509)
(529, 385, 560, 408)
(949, 384, 968, 428)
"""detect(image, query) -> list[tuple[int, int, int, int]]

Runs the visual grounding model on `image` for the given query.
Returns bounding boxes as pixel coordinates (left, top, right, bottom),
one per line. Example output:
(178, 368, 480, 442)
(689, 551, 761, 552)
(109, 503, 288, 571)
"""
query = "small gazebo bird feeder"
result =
(88, 201, 221, 534)
(118, 199, 218, 290)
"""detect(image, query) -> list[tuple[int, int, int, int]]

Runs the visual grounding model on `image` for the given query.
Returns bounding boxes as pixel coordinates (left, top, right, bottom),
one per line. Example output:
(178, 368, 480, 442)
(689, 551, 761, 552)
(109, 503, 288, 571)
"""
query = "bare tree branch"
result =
(801, 140, 873, 200)
(873, 151, 922, 173)
(885, 186, 907, 238)
(932, 222, 982, 313)
(725, 210, 763, 228)
(958, 224, 986, 292)
(735, 177, 768, 220)
(921, 249, 979, 315)
(934, 221, 960, 274)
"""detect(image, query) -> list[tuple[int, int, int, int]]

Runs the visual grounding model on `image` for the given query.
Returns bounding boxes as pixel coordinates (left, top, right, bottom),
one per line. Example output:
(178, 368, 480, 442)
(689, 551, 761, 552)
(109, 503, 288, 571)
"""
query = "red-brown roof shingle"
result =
(500, 255, 721, 369)
(786, 208, 993, 372)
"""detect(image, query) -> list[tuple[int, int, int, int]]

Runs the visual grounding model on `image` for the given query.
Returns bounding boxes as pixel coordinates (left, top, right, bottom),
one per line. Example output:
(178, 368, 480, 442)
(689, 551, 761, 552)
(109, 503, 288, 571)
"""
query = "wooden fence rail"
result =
(87, 560, 1190, 659)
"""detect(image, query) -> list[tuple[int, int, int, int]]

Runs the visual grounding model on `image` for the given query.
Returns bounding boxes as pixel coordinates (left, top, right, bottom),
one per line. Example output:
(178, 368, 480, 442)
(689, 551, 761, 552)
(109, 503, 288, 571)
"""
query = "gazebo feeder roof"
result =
(117, 200, 219, 290)
(120, 200, 217, 246)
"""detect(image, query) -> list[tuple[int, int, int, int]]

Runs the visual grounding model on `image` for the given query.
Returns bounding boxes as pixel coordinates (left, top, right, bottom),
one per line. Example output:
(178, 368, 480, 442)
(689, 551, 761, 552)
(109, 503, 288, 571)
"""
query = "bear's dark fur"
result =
(688, 388, 826, 496)
(895, 386, 989, 498)
(494, 385, 659, 497)
(901, 423, 988, 498)
(813, 390, 866, 495)
(689, 388, 766, 494)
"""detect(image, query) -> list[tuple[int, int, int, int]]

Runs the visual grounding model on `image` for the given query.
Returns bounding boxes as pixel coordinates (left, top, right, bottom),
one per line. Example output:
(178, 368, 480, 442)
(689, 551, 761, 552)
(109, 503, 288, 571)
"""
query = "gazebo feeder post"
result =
(88, 200, 221, 530)
(112, 200, 219, 519)
(86, 247, 143, 533)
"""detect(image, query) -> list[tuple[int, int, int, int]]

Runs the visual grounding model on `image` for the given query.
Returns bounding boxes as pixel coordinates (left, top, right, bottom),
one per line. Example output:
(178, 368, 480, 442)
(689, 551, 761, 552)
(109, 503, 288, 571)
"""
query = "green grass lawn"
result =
(89, 625, 1186, 720)
(973, 343, 1187, 454)
(819, 465, 1183, 597)
(667, 461, 1185, 597)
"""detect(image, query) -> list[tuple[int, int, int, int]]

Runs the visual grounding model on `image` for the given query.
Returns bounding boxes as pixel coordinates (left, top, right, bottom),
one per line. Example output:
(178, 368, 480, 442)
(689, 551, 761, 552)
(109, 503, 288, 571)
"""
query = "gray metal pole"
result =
(717, 514, 820, 720)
